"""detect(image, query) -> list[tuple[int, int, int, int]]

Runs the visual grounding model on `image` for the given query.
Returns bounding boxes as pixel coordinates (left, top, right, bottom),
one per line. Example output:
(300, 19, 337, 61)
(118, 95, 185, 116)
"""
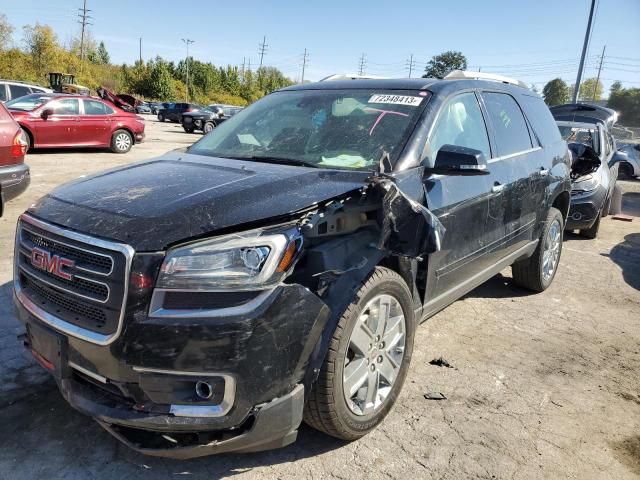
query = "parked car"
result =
(0, 79, 52, 103)
(148, 102, 166, 115)
(13, 73, 571, 458)
(552, 103, 620, 238)
(181, 104, 243, 133)
(157, 102, 200, 123)
(6, 93, 145, 153)
(617, 142, 640, 179)
(0, 101, 29, 215)
(136, 102, 152, 114)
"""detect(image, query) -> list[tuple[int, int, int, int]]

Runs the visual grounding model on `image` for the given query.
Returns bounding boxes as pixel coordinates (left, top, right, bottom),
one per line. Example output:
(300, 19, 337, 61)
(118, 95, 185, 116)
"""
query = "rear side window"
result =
(9, 84, 31, 99)
(519, 94, 562, 146)
(51, 98, 80, 115)
(83, 99, 113, 115)
(481, 92, 533, 157)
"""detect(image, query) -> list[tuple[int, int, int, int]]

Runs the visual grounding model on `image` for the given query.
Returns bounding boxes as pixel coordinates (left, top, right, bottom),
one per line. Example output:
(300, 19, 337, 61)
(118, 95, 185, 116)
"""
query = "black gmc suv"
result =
(14, 74, 572, 459)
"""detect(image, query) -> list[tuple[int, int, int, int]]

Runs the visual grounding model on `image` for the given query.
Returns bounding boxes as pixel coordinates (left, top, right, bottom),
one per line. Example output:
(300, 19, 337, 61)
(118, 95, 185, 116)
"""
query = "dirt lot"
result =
(0, 118, 638, 480)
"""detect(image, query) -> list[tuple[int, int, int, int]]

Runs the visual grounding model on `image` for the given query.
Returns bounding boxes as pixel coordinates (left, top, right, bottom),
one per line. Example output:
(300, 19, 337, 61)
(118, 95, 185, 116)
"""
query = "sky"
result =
(1, 0, 639, 95)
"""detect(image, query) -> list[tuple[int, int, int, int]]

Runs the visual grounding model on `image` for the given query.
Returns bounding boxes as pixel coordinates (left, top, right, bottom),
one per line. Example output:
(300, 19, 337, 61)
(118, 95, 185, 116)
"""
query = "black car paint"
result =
(14, 78, 571, 457)
(181, 109, 226, 133)
(159, 103, 198, 123)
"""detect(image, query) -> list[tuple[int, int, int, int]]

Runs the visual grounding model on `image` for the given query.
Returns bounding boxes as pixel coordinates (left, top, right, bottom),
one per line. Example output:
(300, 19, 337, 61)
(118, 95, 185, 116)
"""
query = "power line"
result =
(358, 53, 367, 76)
(300, 48, 309, 83)
(77, 0, 93, 62)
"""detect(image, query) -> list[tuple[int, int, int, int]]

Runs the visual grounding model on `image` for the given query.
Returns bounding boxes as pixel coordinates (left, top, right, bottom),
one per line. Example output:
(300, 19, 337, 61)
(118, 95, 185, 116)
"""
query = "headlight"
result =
(571, 173, 600, 192)
(156, 228, 300, 290)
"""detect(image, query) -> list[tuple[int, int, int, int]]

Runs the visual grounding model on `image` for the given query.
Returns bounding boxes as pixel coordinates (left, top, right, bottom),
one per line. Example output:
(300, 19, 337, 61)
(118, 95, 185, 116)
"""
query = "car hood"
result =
(27, 151, 370, 251)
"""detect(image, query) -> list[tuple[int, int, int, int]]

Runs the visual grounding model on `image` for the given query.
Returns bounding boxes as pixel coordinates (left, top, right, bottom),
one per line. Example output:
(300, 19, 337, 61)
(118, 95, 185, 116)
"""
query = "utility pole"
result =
(258, 35, 268, 69)
(77, 0, 92, 62)
(301, 48, 309, 83)
(181, 38, 194, 102)
(358, 53, 366, 76)
(573, 0, 597, 103)
(593, 44, 606, 101)
(406, 54, 415, 78)
(139, 37, 142, 63)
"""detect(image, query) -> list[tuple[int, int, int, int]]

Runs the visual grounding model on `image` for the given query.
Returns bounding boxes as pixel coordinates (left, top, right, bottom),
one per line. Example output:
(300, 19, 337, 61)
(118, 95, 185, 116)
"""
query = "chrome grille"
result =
(14, 215, 134, 345)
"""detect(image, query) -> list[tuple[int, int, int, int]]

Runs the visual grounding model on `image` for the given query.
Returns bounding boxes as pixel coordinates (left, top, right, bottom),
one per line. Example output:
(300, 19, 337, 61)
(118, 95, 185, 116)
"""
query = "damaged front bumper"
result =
(566, 186, 607, 230)
(14, 283, 329, 458)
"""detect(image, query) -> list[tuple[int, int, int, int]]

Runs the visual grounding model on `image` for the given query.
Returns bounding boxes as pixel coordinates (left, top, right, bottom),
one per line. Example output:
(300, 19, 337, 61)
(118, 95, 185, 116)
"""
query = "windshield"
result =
(558, 125, 599, 154)
(189, 89, 430, 170)
(5, 94, 52, 111)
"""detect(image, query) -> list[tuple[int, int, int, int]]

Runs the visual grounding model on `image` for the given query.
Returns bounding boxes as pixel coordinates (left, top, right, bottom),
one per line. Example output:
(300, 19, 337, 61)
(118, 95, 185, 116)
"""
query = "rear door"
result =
(479, 91, 540, 260)
(77, 99, 114, 146)
(34, 98, 80, 147)
(8, 84, 32, 101)
(422, 91, 495, 298)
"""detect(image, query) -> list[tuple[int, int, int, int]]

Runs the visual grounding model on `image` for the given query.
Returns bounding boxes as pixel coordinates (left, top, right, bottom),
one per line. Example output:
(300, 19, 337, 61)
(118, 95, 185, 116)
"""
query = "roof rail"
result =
(320, 73, 389, 81)
(444, 70, 529, 89)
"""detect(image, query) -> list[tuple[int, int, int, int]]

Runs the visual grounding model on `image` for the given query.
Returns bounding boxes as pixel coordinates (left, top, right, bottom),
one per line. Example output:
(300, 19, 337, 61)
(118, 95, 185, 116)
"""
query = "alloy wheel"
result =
(542, 219, 561, 281)
(342, 294, 406, 416)
(115, 132, 131, 152)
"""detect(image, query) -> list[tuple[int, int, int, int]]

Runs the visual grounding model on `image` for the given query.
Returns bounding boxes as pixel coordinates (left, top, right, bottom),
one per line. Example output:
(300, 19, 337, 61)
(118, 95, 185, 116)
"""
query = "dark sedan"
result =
(181, 104, 243, 134)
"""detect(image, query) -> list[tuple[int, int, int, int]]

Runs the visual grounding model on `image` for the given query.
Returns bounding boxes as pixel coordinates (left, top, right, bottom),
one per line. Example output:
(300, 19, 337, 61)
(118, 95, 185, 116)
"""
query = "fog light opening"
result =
(195, 380, 213, 400)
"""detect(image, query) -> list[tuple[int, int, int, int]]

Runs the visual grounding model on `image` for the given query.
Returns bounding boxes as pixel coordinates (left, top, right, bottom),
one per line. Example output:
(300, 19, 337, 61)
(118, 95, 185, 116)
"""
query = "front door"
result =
(421, 91, 496, 298)
(35, 98, 80, 147)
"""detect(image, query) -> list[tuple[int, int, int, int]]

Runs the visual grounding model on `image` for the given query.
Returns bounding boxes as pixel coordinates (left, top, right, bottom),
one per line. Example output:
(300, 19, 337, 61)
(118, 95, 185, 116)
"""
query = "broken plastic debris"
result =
(423, 392, 447, 401)
(429, 357, 454, 368)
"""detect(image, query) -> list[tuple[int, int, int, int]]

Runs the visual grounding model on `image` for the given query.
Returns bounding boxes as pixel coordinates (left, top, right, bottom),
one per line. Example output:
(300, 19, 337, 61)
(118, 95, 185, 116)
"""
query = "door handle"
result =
(539, 167, 549, 176)
(492, 182, 505, 193)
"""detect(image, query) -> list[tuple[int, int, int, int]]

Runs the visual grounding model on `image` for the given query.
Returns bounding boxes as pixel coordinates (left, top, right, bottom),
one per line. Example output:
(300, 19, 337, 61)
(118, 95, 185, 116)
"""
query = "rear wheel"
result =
(203, 122, 215, 134)
(157, 113, 165, 122)
(512, 207, 563, 292)
(110, 129, 133, 154)
(618, 162, 635, 179)
(304, 267, 415, 440)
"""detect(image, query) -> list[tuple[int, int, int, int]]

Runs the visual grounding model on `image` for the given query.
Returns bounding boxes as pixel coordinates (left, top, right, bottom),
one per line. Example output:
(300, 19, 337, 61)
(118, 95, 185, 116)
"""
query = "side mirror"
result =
(425, 145, 489, 176)
(40, 108, 53, 120)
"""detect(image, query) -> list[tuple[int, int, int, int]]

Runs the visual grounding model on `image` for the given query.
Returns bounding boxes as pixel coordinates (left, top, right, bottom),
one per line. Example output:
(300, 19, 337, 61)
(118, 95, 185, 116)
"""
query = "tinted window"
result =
(0, 84, 6, 102)
(519, 94, 562, 147)
(481, 92, 532, 156)
(51, 98, 80, 115)
(84, 99, 113, 115)
(426, 92, 491, 162)
(9, 84, 31, 99)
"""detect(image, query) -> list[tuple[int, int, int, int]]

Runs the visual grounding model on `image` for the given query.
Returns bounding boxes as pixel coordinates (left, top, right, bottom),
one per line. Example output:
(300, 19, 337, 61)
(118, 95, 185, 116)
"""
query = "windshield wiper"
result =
(226, 155, 320, 168)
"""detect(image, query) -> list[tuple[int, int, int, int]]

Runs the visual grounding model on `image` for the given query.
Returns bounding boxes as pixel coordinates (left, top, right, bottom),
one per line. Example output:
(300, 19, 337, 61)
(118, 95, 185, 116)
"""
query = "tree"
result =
(542, 78, 569, 106)
(608, 85, 640, 127)
(146, 57, 175, 100)
(22, 23, 59, 77)
(95, 41, 109, 64)
(610, 81, 623, 96)
(422, 51, 467, 79)
(0, 14, 13, 50)
(579, 77, 604, 101)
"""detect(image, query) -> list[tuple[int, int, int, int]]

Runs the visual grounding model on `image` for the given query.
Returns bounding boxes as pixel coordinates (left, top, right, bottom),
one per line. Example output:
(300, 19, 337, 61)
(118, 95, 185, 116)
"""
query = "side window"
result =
(0, 84, 6, 102)
(83, 99, 113, 115)
(9, 84, 31, 99)
(481, 92, 533, 157)
(518, 94, 562, 147)
(426, 92, 491, 162)
(51, 99, 80, 115)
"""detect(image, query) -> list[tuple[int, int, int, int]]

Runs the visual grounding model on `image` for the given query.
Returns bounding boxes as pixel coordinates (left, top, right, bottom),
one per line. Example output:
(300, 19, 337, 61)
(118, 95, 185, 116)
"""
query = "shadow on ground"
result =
(604, 233, 640, 291)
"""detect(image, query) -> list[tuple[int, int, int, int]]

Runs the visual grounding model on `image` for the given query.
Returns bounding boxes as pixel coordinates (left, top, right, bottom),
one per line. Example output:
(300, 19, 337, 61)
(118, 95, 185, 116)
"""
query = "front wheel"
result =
(203, 122, 215, 134)
(304, 267, 415, 440)
(110, 129, 133, 154)
(183, 126, 195, 133)
(512, 207, 563, 292)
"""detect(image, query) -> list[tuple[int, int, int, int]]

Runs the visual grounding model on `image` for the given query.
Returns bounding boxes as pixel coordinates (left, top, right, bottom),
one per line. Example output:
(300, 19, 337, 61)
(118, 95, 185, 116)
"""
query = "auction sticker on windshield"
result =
(368, 94, 423, 106)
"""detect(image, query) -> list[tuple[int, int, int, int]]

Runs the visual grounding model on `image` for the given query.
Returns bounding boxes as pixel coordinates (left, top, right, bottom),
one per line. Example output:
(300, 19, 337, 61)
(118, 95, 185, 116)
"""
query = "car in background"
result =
(148, 102, 166, 115)
(0, 80, 53, 103)
(181, 104, 244, 133)
(555, 116, 619, 238)
(617, 142, 640, 179)
(136, 102, 152, 114)
(158, 102, 200, 123)
(6, 93, 145, 154)
(0, 101, 29, 215)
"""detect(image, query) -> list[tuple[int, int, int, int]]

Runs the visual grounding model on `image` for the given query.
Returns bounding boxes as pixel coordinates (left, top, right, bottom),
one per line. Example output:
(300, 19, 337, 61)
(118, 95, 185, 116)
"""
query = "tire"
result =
(183, 126, 195, 133)
(157, 113, 165, 122)
(304, 267, 415, 441)
(110, 129, 133, 154)
(512, 207, 563, 292)
(203, 122, 215, 134)
(618, 162, 634, 179)
(580, 210, 601, 239)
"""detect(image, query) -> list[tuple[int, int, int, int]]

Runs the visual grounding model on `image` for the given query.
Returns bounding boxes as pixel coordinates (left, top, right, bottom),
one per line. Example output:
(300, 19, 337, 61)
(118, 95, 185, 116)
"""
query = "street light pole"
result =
(181, 38, 194, 102)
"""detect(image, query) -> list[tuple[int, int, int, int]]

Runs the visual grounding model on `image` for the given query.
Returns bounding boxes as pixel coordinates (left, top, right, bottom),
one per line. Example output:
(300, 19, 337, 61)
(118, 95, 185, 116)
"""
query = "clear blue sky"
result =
(2, 0, 639, 94)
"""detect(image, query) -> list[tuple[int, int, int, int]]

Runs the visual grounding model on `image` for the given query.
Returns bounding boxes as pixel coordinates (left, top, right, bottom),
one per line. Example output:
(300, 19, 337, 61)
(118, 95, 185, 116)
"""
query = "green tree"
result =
(95, 41, 110, 64)
(610, 81, 623, 96)
(22, 23, 59, 77)
(422, 51, 467, 79)
(608, 85, 640, 127)
(579, 77, 604, 101)
(147, 57, 175, 100)
(542, 78, 569, 106)
(0, 14, 14, 50)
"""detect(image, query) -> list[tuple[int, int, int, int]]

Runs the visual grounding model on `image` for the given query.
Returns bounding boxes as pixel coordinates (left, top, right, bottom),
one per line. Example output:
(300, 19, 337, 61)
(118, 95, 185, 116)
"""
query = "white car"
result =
(0, 80, 52, 103)
(617, 143, 640, 178)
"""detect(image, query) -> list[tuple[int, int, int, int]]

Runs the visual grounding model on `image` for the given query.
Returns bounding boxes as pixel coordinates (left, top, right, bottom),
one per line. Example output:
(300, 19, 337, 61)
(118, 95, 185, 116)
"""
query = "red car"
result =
(5, 93, 145, 154)
(0, 101, 29, 216)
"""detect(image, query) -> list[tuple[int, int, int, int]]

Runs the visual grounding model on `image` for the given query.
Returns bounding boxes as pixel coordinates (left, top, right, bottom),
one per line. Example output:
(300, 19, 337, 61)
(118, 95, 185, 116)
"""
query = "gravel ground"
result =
(0, 118, 638, 479)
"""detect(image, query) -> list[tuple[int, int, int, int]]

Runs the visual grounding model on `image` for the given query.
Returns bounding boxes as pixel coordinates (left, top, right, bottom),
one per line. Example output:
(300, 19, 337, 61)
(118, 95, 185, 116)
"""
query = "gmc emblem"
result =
(30, 247, 75, 281)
